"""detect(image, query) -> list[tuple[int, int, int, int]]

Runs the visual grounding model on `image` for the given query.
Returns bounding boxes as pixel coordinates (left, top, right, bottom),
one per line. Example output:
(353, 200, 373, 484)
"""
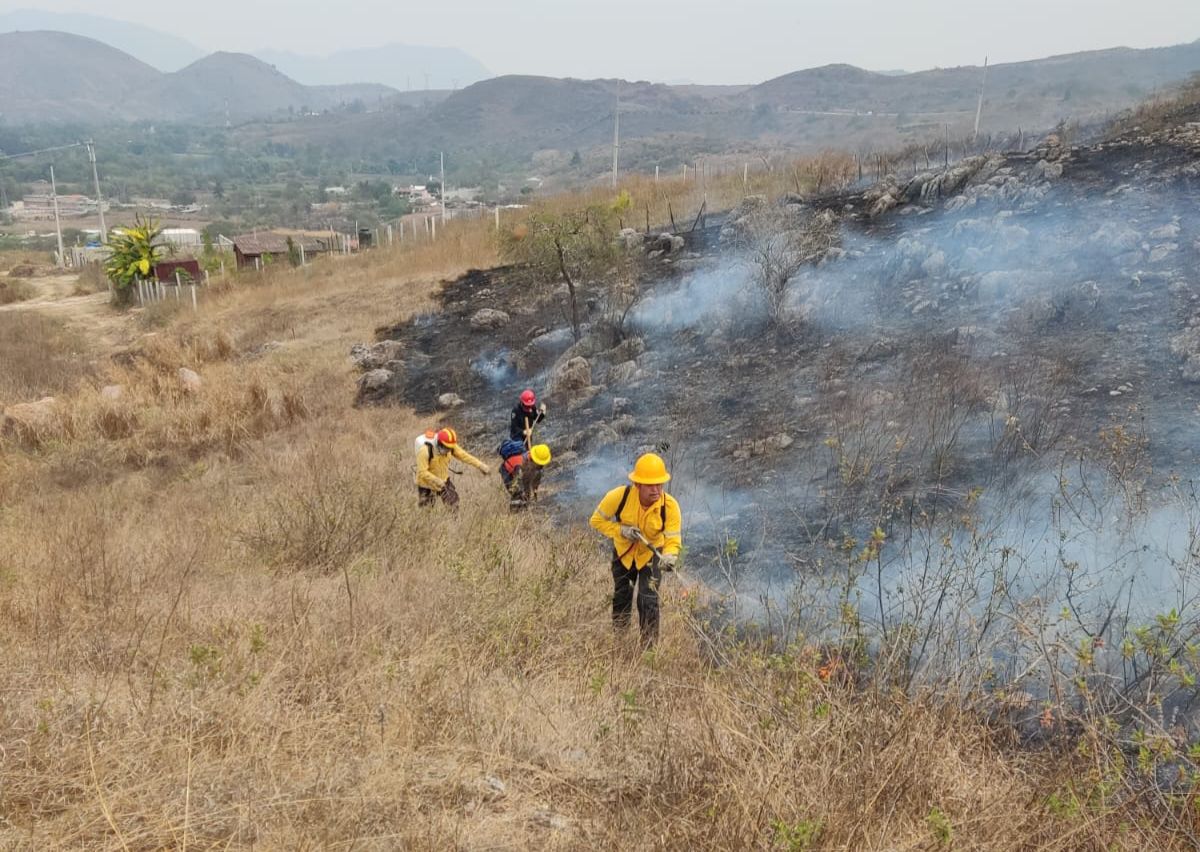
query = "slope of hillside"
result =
(158, 52, 321, 121)
(0, 30, 161, 124)
(0, 8, 205, 71)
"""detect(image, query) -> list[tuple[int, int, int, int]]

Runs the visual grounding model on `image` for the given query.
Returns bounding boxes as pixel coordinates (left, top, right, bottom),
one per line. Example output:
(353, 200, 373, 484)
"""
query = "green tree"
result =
(500, 202, 620, 342)
(104, 215, 165, 307)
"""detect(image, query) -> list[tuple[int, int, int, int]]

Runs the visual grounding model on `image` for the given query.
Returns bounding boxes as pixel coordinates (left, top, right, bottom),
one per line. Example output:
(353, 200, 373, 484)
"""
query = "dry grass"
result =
(0, 312, 96, 407)
(0, 203, 1193, 850)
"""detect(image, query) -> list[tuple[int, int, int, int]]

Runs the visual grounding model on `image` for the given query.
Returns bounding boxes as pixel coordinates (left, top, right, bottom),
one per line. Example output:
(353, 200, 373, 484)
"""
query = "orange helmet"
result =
(436, 427, 458, 448)
(629, 452, 670, 485)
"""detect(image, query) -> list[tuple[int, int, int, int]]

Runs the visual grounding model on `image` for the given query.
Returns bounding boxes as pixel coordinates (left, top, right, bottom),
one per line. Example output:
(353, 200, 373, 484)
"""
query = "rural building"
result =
(231, 232, 335, 269)
(161, 228, 203, 251)
(153, 257, 203, 283)
(15, 181, 96, 219)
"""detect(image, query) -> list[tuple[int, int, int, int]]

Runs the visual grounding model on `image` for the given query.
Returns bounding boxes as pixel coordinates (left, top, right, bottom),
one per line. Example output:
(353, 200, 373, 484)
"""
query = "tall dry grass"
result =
(0, 193, 1195, 849)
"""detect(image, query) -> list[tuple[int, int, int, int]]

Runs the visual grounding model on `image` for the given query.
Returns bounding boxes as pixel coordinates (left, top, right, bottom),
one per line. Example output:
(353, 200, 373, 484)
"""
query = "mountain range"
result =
(2, 27, 1200, 173)
(0, 9, 490, 87)
(0, 31, 396, 124)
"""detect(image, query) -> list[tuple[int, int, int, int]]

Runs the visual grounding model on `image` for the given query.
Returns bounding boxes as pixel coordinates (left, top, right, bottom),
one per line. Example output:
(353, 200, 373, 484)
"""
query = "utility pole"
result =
(973, 56, 989, 144)
(86, 140, 107, 242)
(440, 151, 446, 227)
(49, 164, 65, 268)
(611, 84, 620, 188)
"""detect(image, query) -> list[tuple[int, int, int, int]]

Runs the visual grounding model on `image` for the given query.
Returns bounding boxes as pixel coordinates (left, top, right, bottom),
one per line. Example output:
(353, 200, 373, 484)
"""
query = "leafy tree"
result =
(500, 202, 621, 342)
(104, 215, 165, 306)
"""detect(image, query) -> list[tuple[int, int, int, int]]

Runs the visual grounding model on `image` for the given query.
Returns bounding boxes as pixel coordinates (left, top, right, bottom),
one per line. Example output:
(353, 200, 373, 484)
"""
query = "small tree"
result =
(104, 215, 165, 306)
(500, 203, 620, 342)
(737, 204, 839, 327)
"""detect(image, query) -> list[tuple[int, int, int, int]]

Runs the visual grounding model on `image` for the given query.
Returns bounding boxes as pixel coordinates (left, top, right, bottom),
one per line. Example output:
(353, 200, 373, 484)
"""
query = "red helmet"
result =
(436, 427, 458, 448)
(519, 389, 536, 408)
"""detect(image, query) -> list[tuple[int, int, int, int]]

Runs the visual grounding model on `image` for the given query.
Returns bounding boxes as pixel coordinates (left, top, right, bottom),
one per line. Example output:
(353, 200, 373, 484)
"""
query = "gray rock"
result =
(1149, 243, 1179, 264)
(350, 339, 404, 370)
(178, 367, 202, 394)
(608, 336, 645, 363)
(1, 396, 58, 440)
(1150, 222, 1181, 240)
(469, 308, 511, 330)
(549, 356, 592, 396)
(437, 393, 465, 409)
(100, 384, 124, 401)
(618, 228, 643, 251)
(607, 361, 639, 385)
(358, 369, 393, 392)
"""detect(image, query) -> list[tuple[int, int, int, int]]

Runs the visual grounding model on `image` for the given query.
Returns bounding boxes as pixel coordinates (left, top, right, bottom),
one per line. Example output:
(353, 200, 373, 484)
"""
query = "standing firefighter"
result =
(589, 453, 682, 644)
(509, 388, 547, 445)
(415, 427, 491, 507)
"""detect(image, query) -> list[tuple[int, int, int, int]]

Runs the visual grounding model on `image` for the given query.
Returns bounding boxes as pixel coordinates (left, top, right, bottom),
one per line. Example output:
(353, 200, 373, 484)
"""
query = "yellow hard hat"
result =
(530, 444, 552, 466)
(629, 452, 670, 485)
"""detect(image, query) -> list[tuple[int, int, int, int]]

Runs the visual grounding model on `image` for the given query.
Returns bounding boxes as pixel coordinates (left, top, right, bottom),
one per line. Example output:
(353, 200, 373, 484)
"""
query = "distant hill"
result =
(750, 42, 1200, 127)
(0, 9, 204, 71)
(0, 30, 161, 124)
(0, 33, 398, 124)
(254, 44, 490, 91)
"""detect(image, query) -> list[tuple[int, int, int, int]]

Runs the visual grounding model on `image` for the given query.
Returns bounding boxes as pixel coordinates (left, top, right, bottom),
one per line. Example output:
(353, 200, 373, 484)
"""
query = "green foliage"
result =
(103, 214, 165, 306)
(926, 806, 953, 846)
(770, 817, 822, 850)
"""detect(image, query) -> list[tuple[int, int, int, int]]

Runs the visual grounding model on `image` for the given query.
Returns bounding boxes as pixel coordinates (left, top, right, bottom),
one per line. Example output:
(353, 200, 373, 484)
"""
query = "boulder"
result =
(1149, 243, 1179, 264)
(1, 397, 60, 444)
(178, 368, 202, 394)
(618, 228, 644, 252)
(1150, 222, 1182, 240)
(100, 384, 124, 401)
(608, 336, 645, 363)
(469, 308, 511, 330)
(548, 356, 592, 396)
(437, 392, 465, 409)
(355, 368, 397, 405)
(349, 339, 405, 370)
(606, 361, 640, 385)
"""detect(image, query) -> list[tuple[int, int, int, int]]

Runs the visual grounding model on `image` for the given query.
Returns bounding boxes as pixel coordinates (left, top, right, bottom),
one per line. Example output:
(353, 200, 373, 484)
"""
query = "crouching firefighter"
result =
(589, 452, 682, 644)
(415, 427, 491, 507)
(499, 441, 552, 509)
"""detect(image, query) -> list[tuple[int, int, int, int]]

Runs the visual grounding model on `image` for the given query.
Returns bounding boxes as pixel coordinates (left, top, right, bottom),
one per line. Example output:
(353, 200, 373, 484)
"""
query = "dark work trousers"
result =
(612, 555, 662, 643)
(417, 477, 459, 508)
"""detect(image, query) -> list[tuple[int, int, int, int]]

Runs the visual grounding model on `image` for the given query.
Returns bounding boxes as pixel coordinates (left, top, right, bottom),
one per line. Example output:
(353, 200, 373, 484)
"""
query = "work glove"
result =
(659, 552, 678, 571)
(619, 524, 640, 542)
(538, 403, 547, 415)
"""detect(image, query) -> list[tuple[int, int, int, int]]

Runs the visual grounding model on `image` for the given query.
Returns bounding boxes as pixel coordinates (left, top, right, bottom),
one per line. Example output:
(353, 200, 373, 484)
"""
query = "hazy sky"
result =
(5, 0, 1200, 83)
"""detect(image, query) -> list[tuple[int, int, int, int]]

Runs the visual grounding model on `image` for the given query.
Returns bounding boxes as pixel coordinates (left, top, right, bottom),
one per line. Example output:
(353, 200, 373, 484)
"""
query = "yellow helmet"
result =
(629, 452, 670, 485)
(530, 444, 552, 466)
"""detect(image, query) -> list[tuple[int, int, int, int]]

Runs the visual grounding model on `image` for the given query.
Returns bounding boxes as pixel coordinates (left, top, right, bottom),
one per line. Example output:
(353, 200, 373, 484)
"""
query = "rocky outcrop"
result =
(548, 356, 592, 397)
(355, 368, 399, 406)
(350, 340, 404, 371)
(1, 396, 59, 444)
(469, 308, 510, 330)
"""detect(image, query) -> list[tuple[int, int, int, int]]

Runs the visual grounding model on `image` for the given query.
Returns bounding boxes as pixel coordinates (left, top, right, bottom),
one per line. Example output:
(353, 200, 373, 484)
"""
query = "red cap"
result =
(520, 389, 536, 408)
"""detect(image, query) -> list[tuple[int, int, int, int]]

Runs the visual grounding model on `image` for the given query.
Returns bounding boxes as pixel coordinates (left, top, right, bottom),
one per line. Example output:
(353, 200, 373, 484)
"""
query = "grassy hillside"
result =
(2, 161, 1200, 846)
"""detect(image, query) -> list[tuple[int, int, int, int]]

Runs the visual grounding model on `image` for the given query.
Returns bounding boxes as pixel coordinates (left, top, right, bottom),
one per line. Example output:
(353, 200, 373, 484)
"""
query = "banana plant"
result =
(104, 214, 166, 305)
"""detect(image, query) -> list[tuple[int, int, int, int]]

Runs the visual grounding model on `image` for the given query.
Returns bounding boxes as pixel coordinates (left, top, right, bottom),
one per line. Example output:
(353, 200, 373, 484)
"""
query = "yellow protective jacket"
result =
(415, 439, 488, 490)
(590, 485, 682, 570)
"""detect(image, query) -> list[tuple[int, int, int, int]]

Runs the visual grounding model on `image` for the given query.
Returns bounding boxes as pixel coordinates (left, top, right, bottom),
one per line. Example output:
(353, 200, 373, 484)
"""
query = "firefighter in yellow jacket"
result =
(589, 452, 682, 643)
(415, 427, 491, 507)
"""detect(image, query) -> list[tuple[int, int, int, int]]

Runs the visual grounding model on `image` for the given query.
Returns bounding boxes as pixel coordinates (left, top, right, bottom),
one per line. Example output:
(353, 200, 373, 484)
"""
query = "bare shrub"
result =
(739, 204, 840, 326)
